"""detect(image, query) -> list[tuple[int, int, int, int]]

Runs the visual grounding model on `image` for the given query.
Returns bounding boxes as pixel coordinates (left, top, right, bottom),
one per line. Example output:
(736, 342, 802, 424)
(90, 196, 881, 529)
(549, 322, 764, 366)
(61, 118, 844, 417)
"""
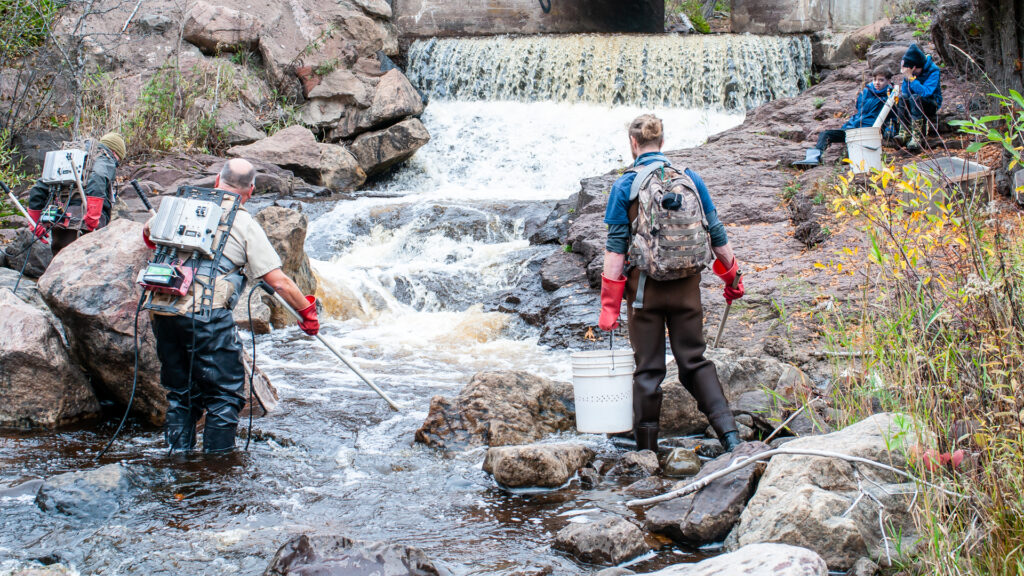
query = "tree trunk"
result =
(978, 0, 1024, 93)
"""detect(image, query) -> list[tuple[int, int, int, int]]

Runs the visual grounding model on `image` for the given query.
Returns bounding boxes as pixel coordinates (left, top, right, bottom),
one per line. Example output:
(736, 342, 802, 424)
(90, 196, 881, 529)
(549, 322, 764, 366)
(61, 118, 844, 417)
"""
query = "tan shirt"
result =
(222, 207, 282, 278)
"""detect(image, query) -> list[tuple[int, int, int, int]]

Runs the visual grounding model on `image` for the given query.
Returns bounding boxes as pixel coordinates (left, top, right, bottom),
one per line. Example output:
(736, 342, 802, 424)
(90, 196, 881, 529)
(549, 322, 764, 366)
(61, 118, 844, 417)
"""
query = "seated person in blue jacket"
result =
(895, 43, 943, 152)
(797, 66, 896, 167)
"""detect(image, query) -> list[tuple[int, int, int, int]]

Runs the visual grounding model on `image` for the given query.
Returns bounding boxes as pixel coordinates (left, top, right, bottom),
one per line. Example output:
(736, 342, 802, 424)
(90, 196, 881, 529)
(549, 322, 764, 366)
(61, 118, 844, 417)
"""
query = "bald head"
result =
(217, 158, 256, 196)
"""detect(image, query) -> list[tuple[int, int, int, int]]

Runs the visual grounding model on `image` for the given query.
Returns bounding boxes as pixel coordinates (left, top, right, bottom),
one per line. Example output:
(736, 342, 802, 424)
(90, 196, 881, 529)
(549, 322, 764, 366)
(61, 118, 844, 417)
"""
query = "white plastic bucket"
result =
(571, 349, 634, 434)
(845, 126, 883, 174)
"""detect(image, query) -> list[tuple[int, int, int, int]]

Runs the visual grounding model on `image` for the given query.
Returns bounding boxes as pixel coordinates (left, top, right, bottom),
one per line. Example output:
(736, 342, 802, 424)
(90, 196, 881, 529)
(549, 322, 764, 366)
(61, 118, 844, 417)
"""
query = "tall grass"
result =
(820, 132, 1024, 572)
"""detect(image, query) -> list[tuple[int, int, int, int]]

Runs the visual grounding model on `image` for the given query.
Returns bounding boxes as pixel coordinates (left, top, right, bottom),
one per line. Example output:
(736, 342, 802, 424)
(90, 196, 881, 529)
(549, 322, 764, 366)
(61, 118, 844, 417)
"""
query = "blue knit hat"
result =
(902, 44, 926, 69)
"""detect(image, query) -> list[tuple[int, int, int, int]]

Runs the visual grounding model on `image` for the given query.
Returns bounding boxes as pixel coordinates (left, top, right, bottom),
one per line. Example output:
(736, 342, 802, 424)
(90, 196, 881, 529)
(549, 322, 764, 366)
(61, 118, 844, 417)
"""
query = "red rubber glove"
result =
(83, 196, 104, 231)
(142, 226, 157, 250)
(712, 258, 745, 305)
(297, 295, 320, 336)
(598, 274, 626, 331)
(27, 209, 49, 243)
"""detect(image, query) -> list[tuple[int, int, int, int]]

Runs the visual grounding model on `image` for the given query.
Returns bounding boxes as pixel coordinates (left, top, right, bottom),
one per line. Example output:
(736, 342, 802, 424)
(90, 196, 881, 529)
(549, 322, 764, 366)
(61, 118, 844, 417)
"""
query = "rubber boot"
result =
(793, 148, 822, 167)
(721, 431, 742, 453)
(635, 425, 659, 453)
(165, 410, 197, 453)
(203, 425, 237, 454)
(906, 119, 924, 153)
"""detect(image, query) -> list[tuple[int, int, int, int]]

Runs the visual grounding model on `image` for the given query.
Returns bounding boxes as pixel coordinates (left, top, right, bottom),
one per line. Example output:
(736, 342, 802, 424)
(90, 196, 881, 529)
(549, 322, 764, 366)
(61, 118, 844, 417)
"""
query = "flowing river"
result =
(1, 34, 810, 575)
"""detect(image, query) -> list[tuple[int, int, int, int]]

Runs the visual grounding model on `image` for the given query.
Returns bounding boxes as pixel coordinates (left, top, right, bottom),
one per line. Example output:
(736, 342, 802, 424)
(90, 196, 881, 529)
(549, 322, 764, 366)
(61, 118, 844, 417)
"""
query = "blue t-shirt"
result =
(604, 152, 727, 252)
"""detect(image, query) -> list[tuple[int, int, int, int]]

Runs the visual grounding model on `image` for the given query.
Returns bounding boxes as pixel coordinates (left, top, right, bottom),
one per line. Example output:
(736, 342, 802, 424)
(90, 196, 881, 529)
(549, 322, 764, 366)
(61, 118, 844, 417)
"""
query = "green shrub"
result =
(0, 0, 58, 58)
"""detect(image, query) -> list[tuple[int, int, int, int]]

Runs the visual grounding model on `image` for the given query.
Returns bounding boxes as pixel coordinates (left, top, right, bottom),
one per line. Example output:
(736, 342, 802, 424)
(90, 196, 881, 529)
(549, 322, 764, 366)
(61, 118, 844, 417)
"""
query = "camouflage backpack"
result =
(626, 162, 714, 281)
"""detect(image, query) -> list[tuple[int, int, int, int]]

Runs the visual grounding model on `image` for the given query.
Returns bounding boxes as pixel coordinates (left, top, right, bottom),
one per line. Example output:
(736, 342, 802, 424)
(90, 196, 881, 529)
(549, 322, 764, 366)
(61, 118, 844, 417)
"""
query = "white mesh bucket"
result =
(571, 349, 634, 434)
(845, 126, 883, 174)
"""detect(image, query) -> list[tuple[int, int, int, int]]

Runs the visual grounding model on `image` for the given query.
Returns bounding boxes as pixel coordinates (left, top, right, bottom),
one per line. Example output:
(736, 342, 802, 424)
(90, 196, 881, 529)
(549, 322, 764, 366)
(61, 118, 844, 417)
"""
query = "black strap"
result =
(539, 0, 551, 13)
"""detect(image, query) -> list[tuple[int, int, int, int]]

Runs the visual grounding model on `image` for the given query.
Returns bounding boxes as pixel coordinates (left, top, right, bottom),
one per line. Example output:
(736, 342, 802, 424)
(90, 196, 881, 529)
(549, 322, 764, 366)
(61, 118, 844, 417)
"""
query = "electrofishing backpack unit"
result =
(37, 139, 115, 230)
(137, 185, 244, 322)
(626, 162, 714, 281)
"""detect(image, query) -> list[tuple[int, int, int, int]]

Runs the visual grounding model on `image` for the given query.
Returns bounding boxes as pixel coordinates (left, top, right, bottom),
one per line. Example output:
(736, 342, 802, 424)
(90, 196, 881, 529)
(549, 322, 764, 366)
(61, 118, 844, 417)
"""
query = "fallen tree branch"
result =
(764, 397, 821, 443)
(625, 447, 962, 507)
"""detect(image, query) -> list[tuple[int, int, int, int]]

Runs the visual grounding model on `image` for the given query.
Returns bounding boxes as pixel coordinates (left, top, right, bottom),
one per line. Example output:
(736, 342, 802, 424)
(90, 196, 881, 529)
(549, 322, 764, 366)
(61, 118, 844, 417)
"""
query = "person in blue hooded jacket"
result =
(797, 67, 895, 167)
(896, 43, 942, 152)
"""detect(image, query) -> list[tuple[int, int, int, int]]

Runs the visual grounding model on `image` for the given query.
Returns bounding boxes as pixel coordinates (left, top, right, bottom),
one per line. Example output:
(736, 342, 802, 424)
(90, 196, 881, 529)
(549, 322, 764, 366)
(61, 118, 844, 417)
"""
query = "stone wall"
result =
(731, 0, 889, 34)
(393, 0, 663, 37)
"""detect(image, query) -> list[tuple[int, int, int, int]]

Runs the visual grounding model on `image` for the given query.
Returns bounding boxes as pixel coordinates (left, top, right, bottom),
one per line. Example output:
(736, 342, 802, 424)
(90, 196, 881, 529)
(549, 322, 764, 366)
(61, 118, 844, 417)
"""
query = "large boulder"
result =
(300, 69, 373, 127)
(233, 284, 272, 334)
(415, 371, 575, 450)
(253, 206, 318, 328)
(37, 219, 166, 424)
(332, 69, 425, 138)
(642, 543, 828, 575)
(0, 289, 99, 428)
(11, 128, 70, 174)
(552, 515, 648, 566)
(482, 443, 594, 488)
(3, 228, 53, 279)
(183, 1, 261, 55)
(265, 533, 450, 576)
(227, 126, 366, 192)
(727, 414, 924, 571)
(646, 442, 770, 545)
(349, 118, 430, 177)
(36, 463, 139, 522)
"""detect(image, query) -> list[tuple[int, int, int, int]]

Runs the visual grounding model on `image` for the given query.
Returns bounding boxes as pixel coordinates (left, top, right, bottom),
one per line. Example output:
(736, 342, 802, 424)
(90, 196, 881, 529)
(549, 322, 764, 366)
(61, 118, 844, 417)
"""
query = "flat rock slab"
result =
(647, 442, 770, 545)
(483, 443, 594, 488)
(265, 534, 450, 576)
(36, 463, 138, 522)
(643, 542, 827, 575)
(553, 515, 648, 566)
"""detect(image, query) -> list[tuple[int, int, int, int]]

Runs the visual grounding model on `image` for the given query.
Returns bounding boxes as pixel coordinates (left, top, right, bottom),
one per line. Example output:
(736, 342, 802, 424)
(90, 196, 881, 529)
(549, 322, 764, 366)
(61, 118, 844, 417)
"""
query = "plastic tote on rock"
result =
(571, 349, 634, 434)
(845, 126, 883, 174)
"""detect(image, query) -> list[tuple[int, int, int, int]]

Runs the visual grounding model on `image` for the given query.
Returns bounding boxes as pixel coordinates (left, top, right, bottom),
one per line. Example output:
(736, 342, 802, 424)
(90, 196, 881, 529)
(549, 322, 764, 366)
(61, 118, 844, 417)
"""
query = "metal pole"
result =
(2, 181, 50, 242)
(713, 271, 743, 348)
(267, 290, 402, 412)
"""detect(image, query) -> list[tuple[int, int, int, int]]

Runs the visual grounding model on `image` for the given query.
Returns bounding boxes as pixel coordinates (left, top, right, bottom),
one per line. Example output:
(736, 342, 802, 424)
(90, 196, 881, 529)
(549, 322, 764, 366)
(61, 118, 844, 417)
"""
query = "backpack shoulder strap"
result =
(628, 161, 666, 201)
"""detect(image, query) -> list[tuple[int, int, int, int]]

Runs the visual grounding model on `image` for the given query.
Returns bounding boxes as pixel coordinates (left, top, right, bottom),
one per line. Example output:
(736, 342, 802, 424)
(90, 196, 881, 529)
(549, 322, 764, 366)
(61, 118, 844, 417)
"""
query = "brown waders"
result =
(626, 270, 737, 452)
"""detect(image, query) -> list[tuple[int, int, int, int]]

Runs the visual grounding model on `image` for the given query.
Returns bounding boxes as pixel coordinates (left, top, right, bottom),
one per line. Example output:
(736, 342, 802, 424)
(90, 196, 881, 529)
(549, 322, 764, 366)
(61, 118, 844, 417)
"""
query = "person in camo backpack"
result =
(597, 114, 744, 453)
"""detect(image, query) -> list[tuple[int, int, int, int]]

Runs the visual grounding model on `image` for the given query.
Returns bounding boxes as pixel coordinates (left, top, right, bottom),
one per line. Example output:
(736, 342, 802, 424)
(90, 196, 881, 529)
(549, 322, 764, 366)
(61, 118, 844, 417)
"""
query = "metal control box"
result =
(40, 149, 88, 185)
(148, 196, 224, 256)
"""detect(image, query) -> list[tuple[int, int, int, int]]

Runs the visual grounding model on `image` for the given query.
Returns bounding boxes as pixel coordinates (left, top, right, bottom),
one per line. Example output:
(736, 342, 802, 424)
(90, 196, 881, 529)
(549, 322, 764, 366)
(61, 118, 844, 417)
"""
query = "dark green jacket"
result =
(27, 142, 118, 225)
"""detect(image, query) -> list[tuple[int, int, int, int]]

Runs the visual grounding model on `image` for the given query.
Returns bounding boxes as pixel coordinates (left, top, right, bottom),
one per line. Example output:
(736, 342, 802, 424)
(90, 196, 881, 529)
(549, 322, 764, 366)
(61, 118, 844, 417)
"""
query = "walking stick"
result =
(257, 283, 402, 412)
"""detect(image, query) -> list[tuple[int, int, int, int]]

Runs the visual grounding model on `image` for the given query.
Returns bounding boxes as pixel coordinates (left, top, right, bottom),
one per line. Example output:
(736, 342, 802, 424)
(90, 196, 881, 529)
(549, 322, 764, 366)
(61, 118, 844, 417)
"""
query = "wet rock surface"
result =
(35, 463, 139, 522)
(483, 443, 594, 488)
(0, 289, 99, 428)
(349, 117, 431, 177)
(265, 533, 451, 575)
(728, 414, 923, 571)
(608, 450, 661, 478)
(552, 515, 648, 566)
(646, 442, 770, 545)
(660, 448, 702, 478)
(415, 371, 575, 450)
(642, 542, 828, 575)
(36, 219, 166, 424)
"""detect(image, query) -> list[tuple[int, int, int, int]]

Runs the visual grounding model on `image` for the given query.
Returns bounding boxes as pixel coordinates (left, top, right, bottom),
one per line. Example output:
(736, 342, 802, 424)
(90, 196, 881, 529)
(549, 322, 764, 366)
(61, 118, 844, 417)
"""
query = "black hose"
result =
(96, 293, 147, 460)
(539, 0, 551, 13)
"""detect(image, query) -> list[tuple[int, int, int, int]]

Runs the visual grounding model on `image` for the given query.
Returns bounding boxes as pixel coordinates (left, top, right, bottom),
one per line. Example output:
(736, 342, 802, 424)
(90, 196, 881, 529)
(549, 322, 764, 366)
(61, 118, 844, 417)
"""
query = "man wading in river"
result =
(597, 114, 744, 453)
(143, 159, 320, 453)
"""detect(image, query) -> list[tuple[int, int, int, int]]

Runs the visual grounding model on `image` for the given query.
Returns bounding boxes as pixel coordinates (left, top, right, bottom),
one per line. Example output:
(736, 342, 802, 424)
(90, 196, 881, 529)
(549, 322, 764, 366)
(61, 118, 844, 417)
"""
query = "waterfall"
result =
(406, 34, 813, 110)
